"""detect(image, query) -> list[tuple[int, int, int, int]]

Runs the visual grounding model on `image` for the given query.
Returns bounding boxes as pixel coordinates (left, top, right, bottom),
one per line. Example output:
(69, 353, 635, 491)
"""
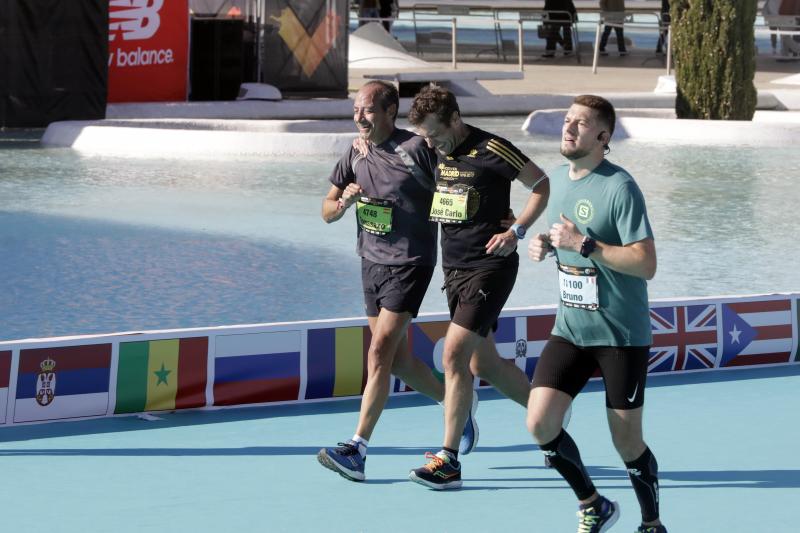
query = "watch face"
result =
(517, 226, 526, 238)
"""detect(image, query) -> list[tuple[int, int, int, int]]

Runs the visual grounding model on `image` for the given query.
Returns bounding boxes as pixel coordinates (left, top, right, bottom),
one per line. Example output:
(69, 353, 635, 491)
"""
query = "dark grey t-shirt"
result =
(329, 128, 438, 266)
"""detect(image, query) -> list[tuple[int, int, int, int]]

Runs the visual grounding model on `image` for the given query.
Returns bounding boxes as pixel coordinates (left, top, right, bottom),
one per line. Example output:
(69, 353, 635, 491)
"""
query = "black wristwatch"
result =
(579, 236, 596, 258)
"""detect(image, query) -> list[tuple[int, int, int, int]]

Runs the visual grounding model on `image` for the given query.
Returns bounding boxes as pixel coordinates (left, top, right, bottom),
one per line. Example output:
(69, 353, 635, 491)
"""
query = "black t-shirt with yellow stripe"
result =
(435, 125, 529, 269)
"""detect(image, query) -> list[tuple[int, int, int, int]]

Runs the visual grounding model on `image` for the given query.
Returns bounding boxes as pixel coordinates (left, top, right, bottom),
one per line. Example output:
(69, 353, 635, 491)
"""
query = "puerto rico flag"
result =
(720, 298, 793, 367)
(649, 304, 718, 372)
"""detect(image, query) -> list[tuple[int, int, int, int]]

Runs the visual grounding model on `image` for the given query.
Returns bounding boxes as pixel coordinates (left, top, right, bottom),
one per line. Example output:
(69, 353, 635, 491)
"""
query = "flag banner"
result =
(115, 337, 208, 414)
(0, 351, 11, 424)
(794, 297, 799, 362)
(394, 320, 449, 393)
(649, 304, 719, 372)
(720, 299, 793, 367)
(14, 344, 111, 423)
(214, 331, 301, 405)
(306, 326, 370, 399)
(481, 313, 554, 386)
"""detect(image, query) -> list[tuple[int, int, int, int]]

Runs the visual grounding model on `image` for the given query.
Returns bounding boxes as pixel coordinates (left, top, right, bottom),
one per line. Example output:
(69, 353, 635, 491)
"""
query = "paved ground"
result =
(1, 364, 797, 532)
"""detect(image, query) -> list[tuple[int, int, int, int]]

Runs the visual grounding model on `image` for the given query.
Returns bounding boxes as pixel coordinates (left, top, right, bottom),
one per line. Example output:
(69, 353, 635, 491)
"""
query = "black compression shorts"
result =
(532, 335, 650, 409)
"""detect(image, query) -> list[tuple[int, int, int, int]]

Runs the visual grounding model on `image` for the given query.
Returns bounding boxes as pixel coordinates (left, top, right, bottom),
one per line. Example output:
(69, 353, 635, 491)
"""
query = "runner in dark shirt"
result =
(405, 85, 551, 490)
(316, 81, 479, 483)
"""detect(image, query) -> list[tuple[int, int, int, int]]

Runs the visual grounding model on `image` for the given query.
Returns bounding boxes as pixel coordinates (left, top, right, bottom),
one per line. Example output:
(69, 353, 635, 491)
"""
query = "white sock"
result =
(351, 435, 369, 458)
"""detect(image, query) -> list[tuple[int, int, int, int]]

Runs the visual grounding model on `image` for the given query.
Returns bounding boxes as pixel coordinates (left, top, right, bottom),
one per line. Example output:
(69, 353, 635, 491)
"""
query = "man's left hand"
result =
(353, 137, 370, 156)
(485, 230, 518, 256)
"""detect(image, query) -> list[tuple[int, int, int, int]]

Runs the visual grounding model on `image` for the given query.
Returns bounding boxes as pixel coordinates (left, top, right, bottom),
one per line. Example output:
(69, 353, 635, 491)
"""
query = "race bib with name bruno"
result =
(557, 262, 599, 310)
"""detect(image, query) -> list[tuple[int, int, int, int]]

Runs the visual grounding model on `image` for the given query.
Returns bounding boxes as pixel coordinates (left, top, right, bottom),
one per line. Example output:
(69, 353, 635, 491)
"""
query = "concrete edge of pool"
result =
(39, 89, 800, 156)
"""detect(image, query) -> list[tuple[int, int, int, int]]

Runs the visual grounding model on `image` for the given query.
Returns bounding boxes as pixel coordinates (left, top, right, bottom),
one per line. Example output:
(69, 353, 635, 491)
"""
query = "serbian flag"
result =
(720, 298, 793, 367)
(0, 351, 10, 424)
(115, 337, 208, 414)
(214, 331, 301, 405)
(15, 344, 111, 423)
(306, 326, 370, 399)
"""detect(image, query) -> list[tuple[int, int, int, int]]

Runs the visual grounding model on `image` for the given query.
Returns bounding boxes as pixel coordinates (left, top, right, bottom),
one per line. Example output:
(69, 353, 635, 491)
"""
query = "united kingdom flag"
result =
(649, 304, 719, 372)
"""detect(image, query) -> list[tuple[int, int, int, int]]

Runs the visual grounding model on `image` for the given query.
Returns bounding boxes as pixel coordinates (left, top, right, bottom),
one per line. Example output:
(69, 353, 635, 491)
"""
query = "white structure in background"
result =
(349, 22, 434, 68)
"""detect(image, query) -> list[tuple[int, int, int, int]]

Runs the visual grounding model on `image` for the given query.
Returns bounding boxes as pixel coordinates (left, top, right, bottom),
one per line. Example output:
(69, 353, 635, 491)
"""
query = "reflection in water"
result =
(0, 121, 798, 341)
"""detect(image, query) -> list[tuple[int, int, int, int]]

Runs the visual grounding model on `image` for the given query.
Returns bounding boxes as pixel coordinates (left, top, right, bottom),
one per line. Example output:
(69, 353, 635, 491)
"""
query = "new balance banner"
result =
(108, 0, 189, 102)
(262, 0, 348, 97)
(0, 0, 107, 127)
(14, 344, 111, 423)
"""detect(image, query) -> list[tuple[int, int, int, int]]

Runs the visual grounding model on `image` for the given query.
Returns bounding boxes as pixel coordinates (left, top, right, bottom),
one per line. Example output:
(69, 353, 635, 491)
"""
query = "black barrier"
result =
(0, 0, 107, 128)
(190, 18, 244, 101)
(262, 0, 349, 98)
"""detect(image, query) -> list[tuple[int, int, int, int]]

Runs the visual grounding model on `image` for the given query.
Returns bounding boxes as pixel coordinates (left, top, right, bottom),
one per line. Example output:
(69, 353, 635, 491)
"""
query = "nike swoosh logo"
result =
(627, 382, 639, 403)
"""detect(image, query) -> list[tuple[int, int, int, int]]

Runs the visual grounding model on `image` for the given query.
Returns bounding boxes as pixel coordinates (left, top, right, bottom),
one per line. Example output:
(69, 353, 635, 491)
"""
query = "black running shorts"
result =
(532, 335, 650, 410)
(361, 258, 435, 318)
(442, 264, 517, 337)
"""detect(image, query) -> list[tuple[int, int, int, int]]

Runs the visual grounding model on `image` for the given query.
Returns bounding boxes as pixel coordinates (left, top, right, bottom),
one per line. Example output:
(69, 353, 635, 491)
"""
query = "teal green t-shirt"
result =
(548, 160, 654, 347)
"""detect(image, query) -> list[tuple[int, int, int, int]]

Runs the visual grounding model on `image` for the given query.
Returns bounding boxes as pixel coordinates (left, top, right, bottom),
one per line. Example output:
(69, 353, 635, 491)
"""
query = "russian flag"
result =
(0, 350, 10, 424)
(213, 331, 301, 406)
(14, 344, 111, 423)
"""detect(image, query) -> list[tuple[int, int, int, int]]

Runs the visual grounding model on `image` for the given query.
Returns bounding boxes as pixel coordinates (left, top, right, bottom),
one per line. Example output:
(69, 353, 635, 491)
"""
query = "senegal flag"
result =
(115, 337, 208, 414)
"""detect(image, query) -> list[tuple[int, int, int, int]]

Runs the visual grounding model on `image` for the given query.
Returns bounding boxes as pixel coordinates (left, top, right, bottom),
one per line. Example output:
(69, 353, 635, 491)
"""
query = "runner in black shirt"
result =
(406, 85, 551, 489)
(317, 81, 479, 483)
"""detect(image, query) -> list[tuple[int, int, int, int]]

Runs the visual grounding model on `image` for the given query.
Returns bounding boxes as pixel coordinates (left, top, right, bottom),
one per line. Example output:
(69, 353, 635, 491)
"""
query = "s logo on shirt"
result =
(574, 199, 594, 224)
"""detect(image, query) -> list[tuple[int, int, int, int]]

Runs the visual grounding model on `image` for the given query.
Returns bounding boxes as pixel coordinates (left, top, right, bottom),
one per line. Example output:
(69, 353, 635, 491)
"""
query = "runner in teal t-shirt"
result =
(526, 95, 668, 533)
(547, 158, 653, 347)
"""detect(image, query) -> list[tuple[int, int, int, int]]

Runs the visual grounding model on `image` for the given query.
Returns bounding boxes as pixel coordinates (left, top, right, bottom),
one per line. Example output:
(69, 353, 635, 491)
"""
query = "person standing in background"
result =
(542, 0, 578, 57)
(599, 0, 628, 56)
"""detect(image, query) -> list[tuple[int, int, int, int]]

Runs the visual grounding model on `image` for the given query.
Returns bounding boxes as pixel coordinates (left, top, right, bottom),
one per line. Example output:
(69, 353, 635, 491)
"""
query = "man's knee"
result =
(526, 409, 561, 443)
(442, 347, 472, 377)
(610, 424, 644, 458)
(367, 333, 399, 373)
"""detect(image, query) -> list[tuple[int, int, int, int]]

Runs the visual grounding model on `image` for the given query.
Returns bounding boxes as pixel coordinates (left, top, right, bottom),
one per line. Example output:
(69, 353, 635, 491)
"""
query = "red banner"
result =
(108, 0, 189, 103)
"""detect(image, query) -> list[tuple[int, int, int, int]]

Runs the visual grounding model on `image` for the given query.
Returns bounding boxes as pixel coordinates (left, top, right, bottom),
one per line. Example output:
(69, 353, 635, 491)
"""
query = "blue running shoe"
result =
(458, 390, 479, 455)
(317, 441, 365, 482)
(408, 451, 462, 490)
(576, 497, 619, 533)
(635, 526, 667, 533)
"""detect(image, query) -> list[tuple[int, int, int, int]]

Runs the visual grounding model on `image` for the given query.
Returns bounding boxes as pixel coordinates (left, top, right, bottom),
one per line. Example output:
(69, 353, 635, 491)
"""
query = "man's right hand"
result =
(528, 233, 553, 262)
(340, 183, 363, 208)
